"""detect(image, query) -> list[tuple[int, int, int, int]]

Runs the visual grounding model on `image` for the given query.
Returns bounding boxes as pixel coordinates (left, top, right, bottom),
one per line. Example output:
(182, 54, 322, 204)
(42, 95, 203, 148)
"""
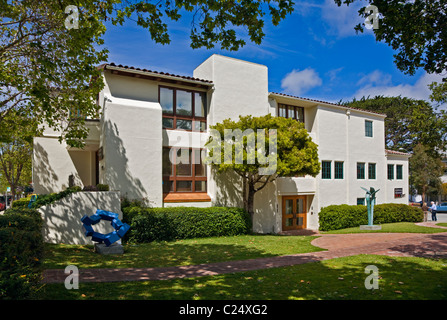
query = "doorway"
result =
(282, 196, 307, 231)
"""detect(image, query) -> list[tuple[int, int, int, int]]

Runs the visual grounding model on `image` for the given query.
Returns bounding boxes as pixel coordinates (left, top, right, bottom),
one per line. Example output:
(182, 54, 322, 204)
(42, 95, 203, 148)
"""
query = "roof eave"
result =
(269, 92, 387, 118)
(102, 64, 214, 89)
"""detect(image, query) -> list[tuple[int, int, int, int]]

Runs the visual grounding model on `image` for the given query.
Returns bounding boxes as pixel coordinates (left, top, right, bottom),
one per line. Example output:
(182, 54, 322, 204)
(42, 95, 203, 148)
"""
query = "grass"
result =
(437, 223, 447, 228)
(321, 222, 447, 234)
(43, 234, 323, 269)
(38, 255, 447, 300)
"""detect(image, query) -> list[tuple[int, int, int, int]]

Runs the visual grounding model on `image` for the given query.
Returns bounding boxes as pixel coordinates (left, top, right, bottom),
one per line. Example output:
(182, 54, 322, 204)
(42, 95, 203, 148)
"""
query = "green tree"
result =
(0, 110, 37, 198)
(409, 144, 445, 203)
(1, 0, 295, 146)
(206, 114, 320, 221)
(341, 96, 447, 155)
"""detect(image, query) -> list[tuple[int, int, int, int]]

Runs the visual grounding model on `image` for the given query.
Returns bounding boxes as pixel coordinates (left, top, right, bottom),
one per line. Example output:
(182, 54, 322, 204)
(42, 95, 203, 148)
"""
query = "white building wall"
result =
(194, 54, 270, 125)
(32, 54, 411, 234)
(385, 154, 410, 204)
(100, 95, 163, 206)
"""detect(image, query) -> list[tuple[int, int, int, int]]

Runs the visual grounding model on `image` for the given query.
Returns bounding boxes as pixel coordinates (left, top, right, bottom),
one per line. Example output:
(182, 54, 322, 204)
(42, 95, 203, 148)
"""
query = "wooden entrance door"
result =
(282, 196, 307, 231)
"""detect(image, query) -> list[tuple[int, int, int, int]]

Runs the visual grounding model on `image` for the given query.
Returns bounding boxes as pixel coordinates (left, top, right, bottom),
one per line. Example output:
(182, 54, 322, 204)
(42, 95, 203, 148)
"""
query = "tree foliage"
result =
(206, 114, 320, 218)
(0, 110, 38, 196)
(341, 96, 447, 155)
(335, 0, 447, 106)
(334, 0, 446, 76)
(1, 0, 295, 146)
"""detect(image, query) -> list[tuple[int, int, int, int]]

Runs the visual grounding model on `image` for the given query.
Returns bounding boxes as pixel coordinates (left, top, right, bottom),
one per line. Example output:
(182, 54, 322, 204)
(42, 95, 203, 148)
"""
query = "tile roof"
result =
(270, 92, 387, 117)
(99, 63, 213, 85)
(385, 149, 411, 156)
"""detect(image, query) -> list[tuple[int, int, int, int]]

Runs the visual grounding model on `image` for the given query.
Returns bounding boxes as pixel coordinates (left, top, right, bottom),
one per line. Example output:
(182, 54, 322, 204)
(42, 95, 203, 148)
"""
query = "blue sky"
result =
(102, 0, 443, 105)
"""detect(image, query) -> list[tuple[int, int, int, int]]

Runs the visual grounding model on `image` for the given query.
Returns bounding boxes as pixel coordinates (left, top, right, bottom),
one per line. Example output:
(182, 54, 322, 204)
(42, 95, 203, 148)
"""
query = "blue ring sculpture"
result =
(81, 209, 130, 247)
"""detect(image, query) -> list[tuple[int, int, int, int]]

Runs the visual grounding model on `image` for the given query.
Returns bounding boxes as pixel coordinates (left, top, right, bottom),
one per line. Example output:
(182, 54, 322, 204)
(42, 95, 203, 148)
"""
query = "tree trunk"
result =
(247, 184, 255, 224)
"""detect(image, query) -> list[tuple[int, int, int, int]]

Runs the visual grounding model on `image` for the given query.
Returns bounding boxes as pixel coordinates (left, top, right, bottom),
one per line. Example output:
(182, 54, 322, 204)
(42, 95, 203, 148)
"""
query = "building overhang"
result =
(99, 63, 214, 91)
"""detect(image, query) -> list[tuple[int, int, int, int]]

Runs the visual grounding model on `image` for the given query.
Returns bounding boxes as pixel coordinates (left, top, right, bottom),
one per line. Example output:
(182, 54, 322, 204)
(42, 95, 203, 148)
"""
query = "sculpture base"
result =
(360, 225, 382, 231)
(94, 243, 124, 255)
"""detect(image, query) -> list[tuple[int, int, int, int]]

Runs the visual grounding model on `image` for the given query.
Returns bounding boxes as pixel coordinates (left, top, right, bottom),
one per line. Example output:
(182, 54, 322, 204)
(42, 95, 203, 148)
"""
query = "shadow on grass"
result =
(43, 235, 323, 269)
(39, 254, 447, 300)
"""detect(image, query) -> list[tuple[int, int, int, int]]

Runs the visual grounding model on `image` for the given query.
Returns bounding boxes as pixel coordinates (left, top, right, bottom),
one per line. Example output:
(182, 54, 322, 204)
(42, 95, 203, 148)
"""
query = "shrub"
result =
(126, 206, 252, 242)
(0, 208, 43, 299)
(31, 186, 81, 208)
(318, 203, 423, 231)
(82, 185, 98, 192)
(11, 197, 31, 209)
(96, 184, 110, 191)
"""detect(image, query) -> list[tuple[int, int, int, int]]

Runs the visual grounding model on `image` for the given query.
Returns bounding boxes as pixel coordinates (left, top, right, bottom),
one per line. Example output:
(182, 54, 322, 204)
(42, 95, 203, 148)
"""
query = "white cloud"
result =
(356, 70, 392, 87)
(326, 67, 344, 82)
(295, 0, 365, 38)
(320, 0, 364, 37)
(281, 68, 323, 96)
(352, 71, 445, 102)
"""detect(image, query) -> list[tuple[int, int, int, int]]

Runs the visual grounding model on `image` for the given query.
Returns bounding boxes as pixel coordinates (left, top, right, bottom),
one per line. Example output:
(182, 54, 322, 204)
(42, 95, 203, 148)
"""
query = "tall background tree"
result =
(1, 0, 295, 147)
(207, 114, 320, 221)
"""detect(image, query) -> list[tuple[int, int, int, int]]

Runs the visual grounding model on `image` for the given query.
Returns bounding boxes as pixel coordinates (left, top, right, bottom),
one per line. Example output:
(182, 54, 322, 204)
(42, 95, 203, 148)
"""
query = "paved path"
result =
(42, 222, 447, 284)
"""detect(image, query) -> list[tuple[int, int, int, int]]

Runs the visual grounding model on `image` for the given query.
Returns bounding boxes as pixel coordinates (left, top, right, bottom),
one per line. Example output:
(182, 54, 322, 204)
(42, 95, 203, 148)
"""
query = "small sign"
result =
(6, 187, 10, 192)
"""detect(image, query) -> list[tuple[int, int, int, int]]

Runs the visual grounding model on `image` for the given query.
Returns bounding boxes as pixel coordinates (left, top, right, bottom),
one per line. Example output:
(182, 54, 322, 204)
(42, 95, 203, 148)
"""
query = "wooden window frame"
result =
(277, 103, 305, 123)
(162, 147, 207, 194)
(159, 85, 207, 132)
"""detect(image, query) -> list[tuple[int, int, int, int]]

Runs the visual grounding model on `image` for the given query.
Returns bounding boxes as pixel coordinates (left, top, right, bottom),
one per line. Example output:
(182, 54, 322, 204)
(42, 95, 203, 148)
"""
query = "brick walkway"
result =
(42, 223, 447, 284)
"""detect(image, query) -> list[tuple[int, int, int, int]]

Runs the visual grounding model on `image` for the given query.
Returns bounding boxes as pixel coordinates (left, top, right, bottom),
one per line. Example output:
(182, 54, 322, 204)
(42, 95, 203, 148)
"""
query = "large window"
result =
(163, 147, 207, 193)
(159, 86, 207, 131)
(365, 120, 373, 137)
(278, 104, 304, 123)
(322, 161, 331, 179)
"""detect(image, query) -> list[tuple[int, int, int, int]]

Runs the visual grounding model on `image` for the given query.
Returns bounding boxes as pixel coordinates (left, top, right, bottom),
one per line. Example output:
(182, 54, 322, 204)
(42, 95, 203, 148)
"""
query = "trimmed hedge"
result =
(10, 197, 31, 209)
(124, 206, 252, 242)
(0, 208, 44, 300)
(318, 203, 424, 231)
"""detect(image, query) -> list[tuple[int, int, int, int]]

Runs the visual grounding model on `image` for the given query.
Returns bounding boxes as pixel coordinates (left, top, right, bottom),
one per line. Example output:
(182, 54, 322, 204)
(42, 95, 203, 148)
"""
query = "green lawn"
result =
(39, 255, 447, 300)
(43, 235, 323, 269)
(321, 222, 447, 234)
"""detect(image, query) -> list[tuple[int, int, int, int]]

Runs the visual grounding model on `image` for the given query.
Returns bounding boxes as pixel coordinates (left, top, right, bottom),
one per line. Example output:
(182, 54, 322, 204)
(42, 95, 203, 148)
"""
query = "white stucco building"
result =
(33, 54, 410, 232)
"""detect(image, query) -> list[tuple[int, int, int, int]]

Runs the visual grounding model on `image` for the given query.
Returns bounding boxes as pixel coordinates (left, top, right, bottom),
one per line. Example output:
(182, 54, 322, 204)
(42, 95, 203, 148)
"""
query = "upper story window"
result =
(278, 103, 304, 123)
(396, 165, 403, 180)
(368, 163, 376, 180)
(335, 161, 344, 179)
(159, 86, 207, 131)
(321, 161, 331, 179)
(387, 164, 394, 180)
(357, 162, 365, 179)
(365, 120, 373, 137)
